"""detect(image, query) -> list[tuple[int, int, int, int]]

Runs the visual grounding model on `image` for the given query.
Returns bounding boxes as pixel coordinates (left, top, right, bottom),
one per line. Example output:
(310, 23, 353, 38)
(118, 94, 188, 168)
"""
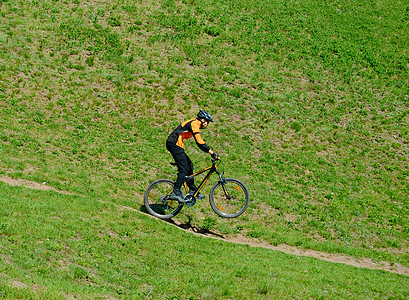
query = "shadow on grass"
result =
(139, 205, 224, 239)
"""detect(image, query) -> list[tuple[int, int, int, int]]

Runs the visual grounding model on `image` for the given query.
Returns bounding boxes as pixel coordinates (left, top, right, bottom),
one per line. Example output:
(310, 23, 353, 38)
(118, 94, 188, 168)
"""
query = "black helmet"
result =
(197, 110, 213, 122)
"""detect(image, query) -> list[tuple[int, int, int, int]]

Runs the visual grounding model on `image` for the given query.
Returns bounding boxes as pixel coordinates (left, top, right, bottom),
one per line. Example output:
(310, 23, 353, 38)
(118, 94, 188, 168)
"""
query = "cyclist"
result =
(166, 110, 219, 202)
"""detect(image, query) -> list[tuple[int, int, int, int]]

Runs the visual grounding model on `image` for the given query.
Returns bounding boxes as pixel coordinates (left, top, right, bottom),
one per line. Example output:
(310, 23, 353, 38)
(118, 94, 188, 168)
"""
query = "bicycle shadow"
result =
(139, 205, 225, 239)
(169, 216, 225, 239)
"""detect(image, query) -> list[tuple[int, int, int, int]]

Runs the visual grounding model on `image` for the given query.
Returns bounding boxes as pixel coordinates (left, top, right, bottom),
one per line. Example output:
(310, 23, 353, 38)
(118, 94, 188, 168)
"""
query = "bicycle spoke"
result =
(210, 178, 249, 218)
(144, 179, 183, 219)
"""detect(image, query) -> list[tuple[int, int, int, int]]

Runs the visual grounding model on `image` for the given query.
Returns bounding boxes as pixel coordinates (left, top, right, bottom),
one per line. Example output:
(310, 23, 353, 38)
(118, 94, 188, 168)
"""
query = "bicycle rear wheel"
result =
(209, 178, 249, 218)
(144, 179, 183, 219)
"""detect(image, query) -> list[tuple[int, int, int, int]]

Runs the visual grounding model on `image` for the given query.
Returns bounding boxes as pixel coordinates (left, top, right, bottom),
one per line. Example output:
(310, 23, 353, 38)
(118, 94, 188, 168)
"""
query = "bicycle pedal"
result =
(196, 194, 205, 200)
(169, 191, 184, 202)
(185, 198, 196, 207)
(188, 190, 205, 200)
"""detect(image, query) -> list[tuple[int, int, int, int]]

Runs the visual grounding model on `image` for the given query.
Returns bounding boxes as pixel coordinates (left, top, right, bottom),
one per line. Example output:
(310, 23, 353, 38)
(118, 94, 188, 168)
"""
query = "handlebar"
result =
(211, 157, 221, 163)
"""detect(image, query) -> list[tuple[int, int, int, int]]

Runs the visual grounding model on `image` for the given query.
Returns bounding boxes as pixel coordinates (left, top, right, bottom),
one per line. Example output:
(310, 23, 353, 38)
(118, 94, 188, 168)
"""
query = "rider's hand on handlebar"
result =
(211, 152, 220, 160)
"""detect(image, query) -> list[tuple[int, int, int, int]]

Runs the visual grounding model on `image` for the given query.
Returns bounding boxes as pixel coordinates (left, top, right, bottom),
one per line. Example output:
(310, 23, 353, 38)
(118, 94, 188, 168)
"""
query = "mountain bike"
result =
(144, 158, 249, 220)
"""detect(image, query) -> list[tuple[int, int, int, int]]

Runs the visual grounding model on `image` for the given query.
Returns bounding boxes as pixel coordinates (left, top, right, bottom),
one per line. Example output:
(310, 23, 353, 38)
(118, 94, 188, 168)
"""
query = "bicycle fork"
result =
(217, 171, 232, 200)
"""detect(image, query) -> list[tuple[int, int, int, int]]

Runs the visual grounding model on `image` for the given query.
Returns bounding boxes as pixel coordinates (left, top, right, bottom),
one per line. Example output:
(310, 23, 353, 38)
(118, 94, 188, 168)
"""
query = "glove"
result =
(211, 152, 220, 160)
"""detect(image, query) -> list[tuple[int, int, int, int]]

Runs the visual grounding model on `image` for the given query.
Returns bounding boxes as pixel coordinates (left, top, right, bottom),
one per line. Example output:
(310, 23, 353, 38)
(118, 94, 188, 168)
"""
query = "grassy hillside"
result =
(0, 0, 408, 284)
(1, 184, 408, 298)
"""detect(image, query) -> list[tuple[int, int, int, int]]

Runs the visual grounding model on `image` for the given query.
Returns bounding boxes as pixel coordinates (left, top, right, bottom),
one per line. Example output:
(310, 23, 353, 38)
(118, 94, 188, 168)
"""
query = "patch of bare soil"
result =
(10, 280, 28, 288)
(1, 177, 408, 277)
(0, 176, 75, 195)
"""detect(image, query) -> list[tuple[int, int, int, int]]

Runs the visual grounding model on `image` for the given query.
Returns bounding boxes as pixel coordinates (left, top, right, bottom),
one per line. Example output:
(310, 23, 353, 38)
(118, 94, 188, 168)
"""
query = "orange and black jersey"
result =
(167, 119, 210, 153)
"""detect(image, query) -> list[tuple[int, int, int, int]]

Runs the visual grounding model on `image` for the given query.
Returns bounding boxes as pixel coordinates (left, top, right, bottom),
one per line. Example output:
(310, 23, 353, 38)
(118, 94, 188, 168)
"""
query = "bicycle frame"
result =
(182, 159, 231, 200)
(144, 158, 249, 219)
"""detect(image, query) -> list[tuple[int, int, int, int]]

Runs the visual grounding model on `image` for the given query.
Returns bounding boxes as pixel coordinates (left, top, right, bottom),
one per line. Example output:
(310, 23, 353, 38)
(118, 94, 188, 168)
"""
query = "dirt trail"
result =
(118, 203, 409, 277)
(1, 176, 408, 277)
(0, 176, 76, 195)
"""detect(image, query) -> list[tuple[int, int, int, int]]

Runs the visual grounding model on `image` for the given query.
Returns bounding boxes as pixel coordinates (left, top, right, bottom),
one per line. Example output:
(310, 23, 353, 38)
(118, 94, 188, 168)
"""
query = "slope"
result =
(0, 0, 408, 271)
(1, 183, 408, 298)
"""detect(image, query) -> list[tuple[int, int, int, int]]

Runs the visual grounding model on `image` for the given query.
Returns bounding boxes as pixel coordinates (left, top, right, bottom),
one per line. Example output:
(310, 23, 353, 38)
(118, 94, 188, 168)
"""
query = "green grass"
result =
(0, 0, 408, 295)
(1, 183, 408, 298)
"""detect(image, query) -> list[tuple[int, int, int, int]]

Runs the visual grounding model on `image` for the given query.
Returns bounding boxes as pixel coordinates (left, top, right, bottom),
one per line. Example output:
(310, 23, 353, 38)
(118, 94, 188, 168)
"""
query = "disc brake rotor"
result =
(160, 195, 168, 204)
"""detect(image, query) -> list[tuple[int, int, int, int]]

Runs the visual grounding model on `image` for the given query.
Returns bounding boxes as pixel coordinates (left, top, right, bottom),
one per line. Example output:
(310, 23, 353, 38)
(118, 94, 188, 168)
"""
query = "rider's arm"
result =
(194, 133, 210, 152)
(209, 149, 219, 159)
(191, 120, 219, 158)
(191, 121, 210, 153)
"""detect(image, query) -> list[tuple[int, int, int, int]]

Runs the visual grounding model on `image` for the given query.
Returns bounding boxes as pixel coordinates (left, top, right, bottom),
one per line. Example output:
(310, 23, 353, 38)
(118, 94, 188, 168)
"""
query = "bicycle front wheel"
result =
(144, 179, 183, 219)
(209, 178, 249, 218)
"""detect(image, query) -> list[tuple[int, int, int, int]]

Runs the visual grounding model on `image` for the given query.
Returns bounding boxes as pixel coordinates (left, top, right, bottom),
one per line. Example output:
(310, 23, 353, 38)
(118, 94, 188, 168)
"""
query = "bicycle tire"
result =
(209, 178, 249, 218)
(144, 179, 184, 219)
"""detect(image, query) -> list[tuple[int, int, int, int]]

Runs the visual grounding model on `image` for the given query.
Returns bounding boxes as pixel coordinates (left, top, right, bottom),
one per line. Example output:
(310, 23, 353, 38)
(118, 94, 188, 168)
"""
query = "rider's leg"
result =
(185, 153, 196, 191)
(185, 153, 205, 199)
(166, 142, 204, 201)
(166, 142, 190, 201)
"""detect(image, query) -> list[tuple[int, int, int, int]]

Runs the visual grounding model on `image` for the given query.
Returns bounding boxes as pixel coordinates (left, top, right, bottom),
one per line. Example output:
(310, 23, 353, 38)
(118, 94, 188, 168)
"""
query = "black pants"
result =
(166, 141, 196, 191)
